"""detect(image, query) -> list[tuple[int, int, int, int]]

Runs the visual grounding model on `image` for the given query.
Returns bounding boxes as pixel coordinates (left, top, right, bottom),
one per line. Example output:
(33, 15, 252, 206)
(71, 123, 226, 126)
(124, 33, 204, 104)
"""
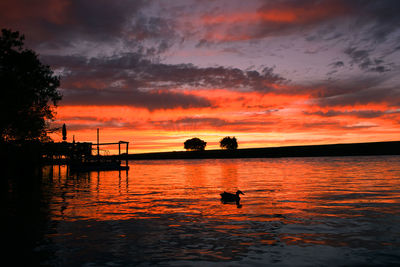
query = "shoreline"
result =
(125, 141, 400, 160)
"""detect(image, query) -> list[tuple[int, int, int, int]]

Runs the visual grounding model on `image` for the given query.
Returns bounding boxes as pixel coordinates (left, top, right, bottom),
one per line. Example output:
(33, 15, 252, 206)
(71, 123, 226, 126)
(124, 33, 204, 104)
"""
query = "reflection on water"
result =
(8, 156, 400, 265)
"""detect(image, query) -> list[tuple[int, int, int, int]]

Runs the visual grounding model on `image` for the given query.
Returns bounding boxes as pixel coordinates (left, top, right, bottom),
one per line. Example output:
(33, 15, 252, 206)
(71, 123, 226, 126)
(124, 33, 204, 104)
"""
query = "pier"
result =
(42, 129, 130, 171)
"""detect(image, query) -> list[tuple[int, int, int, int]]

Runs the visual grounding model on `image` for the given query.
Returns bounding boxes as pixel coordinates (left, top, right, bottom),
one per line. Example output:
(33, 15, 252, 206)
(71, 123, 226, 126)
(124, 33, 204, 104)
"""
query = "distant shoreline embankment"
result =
(125, 141, 400, 160)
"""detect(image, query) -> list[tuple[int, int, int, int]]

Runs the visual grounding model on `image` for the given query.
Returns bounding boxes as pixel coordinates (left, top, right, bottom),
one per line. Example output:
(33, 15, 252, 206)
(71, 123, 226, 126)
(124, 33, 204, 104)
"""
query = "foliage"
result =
(0, 29, 62, 141)
(184, 137, 207, 151)
(220, 136, 238, 150)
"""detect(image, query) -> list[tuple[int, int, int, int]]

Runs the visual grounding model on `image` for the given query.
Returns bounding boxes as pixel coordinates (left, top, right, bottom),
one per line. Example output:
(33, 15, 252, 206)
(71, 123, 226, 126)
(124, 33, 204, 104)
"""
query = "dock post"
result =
(97, 128, 100, 156)
(126, 142, 129, 168)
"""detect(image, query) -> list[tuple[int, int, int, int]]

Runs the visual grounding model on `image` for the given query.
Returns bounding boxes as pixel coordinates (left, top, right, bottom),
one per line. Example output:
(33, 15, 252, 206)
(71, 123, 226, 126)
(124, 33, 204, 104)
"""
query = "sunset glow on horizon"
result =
(2, 0, 400, 153)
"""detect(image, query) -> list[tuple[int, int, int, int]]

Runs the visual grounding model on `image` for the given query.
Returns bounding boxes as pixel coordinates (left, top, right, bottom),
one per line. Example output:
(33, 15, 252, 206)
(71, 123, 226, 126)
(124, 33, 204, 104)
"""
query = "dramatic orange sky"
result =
(2, 0, 400, 153)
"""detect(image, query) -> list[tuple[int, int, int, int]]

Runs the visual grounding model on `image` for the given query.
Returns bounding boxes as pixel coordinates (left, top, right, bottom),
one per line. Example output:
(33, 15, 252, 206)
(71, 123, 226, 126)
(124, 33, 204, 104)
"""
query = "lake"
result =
(6, 156, 400, 266)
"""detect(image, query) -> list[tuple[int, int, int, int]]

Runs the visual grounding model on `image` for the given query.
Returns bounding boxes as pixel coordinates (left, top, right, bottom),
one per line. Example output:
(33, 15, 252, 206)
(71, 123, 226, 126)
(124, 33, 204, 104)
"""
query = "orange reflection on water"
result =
(43, 157, 400, 227)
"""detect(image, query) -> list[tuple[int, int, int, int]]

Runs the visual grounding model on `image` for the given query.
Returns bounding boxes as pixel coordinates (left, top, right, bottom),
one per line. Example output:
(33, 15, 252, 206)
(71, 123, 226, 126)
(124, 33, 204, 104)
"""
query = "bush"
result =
(220, 136, 238, 150)
(184, 137, 207, 151)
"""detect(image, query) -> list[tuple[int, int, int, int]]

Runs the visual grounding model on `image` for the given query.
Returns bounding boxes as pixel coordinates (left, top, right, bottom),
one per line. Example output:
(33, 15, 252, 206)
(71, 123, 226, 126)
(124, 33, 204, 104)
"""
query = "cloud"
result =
(151, 117, 229, 129)
(191, 0, 400, 59)
(352, 0, 400, 41)
(41, 52, 286, 109)
(0, 0, 178, 55)
(329, 61, 345, 68)
(44, 53, 285, 90)
(254, 0, 350, 37)
(303, 109, 395, 119)
(315, 87, 400, 107)
(196, 0, 352, 43)
(61, 88, 212, 110)
(0, 1, 141, 39)
(150, 116, 273, 131)
(344, 47, 391, 73)
(343, 122, 378, 129)
(281, 74, 400, 108)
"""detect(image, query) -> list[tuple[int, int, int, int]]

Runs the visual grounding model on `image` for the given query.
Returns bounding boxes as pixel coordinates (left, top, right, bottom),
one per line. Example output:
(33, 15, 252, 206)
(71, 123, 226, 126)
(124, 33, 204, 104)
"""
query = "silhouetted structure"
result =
(40, 140, 130, 172)
(62, 124, 67, 141)
(68, 141, 130, 172)
(220, 136, 238, 150)
(184, 137, 207, 151)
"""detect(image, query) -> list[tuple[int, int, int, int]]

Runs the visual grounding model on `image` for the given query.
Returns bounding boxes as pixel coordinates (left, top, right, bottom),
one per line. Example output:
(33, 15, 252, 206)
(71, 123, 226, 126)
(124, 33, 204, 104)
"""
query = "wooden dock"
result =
(69, 140, 130, 172)
(42, 138, 130, 172)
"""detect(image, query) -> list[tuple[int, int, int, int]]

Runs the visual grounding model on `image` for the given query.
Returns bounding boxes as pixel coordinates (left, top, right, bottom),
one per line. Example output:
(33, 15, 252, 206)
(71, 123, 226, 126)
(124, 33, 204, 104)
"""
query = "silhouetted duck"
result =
(220, 190, 244, 204)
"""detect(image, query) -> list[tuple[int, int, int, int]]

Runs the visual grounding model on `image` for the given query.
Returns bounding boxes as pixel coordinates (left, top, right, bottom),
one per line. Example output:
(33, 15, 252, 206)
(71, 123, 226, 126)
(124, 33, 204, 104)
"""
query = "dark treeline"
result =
(126, 141, 400, 160)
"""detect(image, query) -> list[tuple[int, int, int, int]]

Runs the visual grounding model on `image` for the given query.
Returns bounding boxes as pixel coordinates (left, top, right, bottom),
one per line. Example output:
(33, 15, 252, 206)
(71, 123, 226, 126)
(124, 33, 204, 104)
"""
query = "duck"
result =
(220, 190, 245, 204)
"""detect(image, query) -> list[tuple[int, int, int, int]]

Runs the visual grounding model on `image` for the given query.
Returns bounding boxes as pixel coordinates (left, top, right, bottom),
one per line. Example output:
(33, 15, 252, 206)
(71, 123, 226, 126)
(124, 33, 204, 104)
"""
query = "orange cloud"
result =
(202, 1, 348, 25)
(198, 0, 350, 41)
(50, 86, 400, 154)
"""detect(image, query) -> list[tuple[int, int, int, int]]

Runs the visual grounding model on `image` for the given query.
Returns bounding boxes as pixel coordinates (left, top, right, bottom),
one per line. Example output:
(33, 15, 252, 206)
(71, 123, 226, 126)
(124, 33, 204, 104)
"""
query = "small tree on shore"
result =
(220, 136, 238, 150)
(184, 137, 207, 151)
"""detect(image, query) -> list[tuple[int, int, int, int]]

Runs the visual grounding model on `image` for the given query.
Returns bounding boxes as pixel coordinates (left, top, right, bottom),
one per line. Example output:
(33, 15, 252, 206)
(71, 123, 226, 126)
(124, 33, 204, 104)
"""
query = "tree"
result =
(184, 137, 207, 151)
(0, 29, 62, 141)
(220, 136, 238, 150)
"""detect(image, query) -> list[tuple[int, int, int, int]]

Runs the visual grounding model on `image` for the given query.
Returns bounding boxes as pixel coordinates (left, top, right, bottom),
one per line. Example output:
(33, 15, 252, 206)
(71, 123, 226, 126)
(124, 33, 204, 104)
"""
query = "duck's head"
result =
(236, 190, 245, 195)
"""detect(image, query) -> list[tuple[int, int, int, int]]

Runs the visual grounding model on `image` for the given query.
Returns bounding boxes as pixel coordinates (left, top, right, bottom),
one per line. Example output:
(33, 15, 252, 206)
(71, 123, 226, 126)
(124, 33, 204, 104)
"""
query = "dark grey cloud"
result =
(52, 119, 139, 131)
(303, 120, 377, 130)
(42, 51, 399, 110)
(40, 52, 285, 108)
(281, 74, 400, 108)
(61, 88, 211, 110)
(0, 1, 142, 41)
(44, 53, 285, 91)
(197, 0, 400, 69)
(302, 121, 341, 129)
(42, 54, 215, 110)
(150, 116, 272, 131)
(343, 123, 377, 130)
(3, 0, 399, 113)
(152, 117, 229, 128)
(257, 0, 400, 41)
(283, 75, 384, 99)
(329, 61, 345, 68)
(255, 0, 349, 37)
(344, 47, 391, 73)
(352, 0, 400, 41)
(315, 87, 400, 107)
(0, 0, 177, 55)
(303, 109, 399, 119)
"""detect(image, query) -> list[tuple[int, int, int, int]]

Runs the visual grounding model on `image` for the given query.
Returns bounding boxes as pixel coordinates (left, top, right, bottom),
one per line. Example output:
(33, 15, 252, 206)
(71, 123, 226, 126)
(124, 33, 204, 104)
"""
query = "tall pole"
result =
(126, 142, 129, 168)
(97, 128, 100, 156)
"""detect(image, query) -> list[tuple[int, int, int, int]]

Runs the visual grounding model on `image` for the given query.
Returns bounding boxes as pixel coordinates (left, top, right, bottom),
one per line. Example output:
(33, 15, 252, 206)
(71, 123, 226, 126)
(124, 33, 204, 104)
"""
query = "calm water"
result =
(6, 156, 400, 266)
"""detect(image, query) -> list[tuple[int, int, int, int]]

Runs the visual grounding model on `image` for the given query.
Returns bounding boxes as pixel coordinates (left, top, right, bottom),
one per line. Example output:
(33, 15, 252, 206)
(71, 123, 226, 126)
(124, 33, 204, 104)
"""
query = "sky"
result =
(1, 0, 400, 153)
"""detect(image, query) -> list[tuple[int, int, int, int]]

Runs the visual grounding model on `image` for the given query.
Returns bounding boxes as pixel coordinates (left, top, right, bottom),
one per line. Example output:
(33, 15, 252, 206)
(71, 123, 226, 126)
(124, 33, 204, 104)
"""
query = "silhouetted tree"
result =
(62, 123, 67, 141)
(184, 137, 207, 151)
(0, 29, 61, 141)
(220, 136, 238, 150)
